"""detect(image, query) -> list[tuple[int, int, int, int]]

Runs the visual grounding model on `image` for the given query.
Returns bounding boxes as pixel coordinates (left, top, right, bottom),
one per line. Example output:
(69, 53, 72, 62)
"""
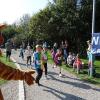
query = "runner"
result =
(19, 45, 24, 60)
(54, 48, 63, 77)
(42, 46, 48, 79)
(33, 45, 43, 86)
(25, 45, 32, 67)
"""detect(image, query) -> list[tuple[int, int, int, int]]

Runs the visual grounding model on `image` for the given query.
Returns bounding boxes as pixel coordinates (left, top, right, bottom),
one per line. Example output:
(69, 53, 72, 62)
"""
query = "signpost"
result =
(92, 33, 100, 54)
(90, 0, 96, 77)
(91, 0, 100, 77)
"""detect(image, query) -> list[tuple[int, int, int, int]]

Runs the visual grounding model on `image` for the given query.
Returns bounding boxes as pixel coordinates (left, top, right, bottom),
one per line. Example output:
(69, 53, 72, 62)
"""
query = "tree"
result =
(29, 7, 52, 41)
(14, 14, 31, 45)
(5, 0, 100, 53)
(1, 25, 17, 43)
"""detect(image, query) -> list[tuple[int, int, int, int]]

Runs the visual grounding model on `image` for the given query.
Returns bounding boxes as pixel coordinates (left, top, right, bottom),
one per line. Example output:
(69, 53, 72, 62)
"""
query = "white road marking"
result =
(11, 57, 25, 100)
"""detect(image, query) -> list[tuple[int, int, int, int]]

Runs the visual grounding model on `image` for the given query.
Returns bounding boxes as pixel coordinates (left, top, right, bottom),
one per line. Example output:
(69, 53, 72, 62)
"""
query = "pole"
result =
(92, 0, 96, 34)
(90, 0, 96, 77)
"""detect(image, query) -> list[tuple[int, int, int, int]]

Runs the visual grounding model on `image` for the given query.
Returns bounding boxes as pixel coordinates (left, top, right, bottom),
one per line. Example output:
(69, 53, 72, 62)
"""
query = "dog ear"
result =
(24, 72, 35, 85)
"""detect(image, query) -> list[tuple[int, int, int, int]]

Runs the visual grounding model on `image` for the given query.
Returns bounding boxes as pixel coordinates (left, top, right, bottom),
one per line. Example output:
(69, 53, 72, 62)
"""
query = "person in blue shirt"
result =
(87, 40, 95, 66)
(19, 45, 24, 60)
(87, 40, 95, 76)
(33, 45, 43, 86)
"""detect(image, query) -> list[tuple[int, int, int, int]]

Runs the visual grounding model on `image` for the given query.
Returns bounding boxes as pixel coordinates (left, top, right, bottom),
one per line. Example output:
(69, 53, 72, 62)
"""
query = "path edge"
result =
(11, 57, 25, 100)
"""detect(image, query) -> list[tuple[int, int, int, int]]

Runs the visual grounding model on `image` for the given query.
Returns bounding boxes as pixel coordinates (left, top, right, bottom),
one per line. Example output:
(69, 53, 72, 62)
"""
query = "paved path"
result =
(0, 81, 19, 100)
(10, 50, 100, 100)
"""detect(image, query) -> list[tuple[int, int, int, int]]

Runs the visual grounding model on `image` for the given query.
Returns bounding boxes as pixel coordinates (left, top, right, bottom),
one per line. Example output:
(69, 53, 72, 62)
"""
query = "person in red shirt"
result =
(73, 54, 84, 74)
(54, 49, 63, 77)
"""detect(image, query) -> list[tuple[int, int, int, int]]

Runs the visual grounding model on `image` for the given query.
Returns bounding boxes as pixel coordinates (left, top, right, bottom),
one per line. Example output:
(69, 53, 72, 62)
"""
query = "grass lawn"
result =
(62, 60, 100, 86)
(0, 55, 16, 85)
(48, 51, 100, 86)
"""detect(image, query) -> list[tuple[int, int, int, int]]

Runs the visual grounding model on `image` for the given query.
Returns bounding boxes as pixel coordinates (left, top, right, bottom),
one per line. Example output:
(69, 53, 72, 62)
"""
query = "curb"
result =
(11, 57, 25, 100)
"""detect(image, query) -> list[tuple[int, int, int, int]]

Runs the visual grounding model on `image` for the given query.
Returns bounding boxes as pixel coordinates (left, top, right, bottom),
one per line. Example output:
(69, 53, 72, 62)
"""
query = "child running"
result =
(33, 45, 43, 86)
(42, 46, 48, 79)
(25, 45, 32, 67)
(54, 49, 63, 77)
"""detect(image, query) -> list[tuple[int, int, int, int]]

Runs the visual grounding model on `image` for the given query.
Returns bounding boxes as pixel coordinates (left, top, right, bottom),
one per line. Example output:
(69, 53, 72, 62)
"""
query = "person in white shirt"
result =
(67, 52, 73, 66)
(25, 45, 33, 67)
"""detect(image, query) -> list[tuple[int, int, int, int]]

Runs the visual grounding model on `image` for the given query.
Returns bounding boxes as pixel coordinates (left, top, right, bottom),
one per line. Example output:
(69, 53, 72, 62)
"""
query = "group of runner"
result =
(14, 41, 84, 84)
(5, 39, 95, 86)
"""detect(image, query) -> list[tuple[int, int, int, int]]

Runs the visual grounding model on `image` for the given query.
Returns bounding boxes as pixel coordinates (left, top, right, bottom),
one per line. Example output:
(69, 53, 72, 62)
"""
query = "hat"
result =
(36, 45, 42, 48)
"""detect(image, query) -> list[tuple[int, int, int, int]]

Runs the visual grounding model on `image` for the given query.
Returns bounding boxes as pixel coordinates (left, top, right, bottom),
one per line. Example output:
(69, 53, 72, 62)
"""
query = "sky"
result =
(0, 0, 49, 24)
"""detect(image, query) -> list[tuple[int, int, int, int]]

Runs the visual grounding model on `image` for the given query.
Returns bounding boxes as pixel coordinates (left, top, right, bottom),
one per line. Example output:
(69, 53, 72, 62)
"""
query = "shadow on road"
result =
(11, 61, 28, 66)
(48, 71, 81, 81)
(48, 72, 100, 92)
(41, 85, 85, 100)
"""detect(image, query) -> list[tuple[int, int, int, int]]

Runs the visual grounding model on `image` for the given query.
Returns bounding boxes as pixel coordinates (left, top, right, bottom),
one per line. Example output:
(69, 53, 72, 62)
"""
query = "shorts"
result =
(56, 60, 62, 66)
(6, 51, 11, 57)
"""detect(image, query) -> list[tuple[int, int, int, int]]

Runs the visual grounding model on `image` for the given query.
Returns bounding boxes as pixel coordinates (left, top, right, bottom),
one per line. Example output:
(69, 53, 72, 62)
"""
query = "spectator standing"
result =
(63, 40, 68, 64)
(73, 54, 84, 74)
(60, 41, 64, 56)
(72, 53, 76, 64)
(67, 52, 73, 66)
(87, 40, 95, 76)
(43, 41, 47, 48)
